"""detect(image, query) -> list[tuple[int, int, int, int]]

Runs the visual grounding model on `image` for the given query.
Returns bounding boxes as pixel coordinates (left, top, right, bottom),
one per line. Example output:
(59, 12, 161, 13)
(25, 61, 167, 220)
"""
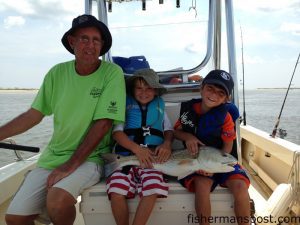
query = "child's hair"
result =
(126, 77, 148, 96)
(126, 68, 166, 96)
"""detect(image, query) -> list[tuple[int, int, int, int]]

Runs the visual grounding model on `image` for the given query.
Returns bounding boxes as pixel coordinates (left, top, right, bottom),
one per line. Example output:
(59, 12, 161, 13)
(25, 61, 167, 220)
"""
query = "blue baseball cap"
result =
(202, 70, 234, 96)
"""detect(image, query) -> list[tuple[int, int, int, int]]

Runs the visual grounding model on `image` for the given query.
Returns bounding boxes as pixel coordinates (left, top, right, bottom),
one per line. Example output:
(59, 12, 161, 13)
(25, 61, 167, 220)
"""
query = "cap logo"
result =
(220, 72, 230, 81)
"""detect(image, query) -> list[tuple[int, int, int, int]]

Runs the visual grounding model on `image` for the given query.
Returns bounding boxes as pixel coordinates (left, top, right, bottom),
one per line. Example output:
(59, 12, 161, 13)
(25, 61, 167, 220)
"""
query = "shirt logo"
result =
(180, 112, 194, 127)
(90, 87, 102, 98)
(107, 101, 118, 114)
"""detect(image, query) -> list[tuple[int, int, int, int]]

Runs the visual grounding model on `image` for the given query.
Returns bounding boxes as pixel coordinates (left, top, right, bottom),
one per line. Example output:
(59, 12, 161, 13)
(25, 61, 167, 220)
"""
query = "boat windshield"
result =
(106, 0, 209, 75)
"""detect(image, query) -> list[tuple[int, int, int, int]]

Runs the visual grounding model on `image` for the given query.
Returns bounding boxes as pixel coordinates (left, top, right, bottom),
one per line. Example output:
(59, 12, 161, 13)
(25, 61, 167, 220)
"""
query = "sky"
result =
(0, 0, 299, 90)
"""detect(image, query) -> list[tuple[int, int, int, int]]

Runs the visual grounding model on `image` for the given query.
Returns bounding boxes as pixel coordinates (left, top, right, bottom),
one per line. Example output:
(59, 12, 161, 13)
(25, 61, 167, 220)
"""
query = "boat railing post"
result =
(225, 0, 242, 163)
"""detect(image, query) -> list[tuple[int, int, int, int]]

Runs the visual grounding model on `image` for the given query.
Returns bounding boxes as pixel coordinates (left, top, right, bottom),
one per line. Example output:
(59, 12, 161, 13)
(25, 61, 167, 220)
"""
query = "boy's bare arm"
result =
(222, 140, 233, 154)
(113, 131, 142, 154)
(163, 130, 173, 143)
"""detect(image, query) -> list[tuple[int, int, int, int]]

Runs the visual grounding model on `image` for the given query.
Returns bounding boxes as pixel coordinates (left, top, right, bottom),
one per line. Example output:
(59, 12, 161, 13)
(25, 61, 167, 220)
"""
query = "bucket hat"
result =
(126, 68, 167, 95)
(61, 14, 112, 56)
(202, 69, 234, 96)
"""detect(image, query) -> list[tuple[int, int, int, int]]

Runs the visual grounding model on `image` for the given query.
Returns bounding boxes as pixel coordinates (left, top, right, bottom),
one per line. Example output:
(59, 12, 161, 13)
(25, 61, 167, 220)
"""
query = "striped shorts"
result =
(106, 166, 169, 199)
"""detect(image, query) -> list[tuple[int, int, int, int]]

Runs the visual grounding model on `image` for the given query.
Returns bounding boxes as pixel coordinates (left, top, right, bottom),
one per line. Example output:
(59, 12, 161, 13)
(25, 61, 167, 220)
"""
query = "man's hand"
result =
(47, 163, 74, 188)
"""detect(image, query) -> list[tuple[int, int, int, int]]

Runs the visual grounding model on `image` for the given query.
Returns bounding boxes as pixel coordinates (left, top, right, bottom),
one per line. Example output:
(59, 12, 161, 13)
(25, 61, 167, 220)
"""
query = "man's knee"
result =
(47, 187, 76, 212)
(5, 214, 37, 225)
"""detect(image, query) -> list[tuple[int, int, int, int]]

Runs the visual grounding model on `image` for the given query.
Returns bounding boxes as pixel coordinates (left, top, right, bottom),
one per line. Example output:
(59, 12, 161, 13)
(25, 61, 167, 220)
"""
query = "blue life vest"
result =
(179, 98, 228, 149)
(115, 96, 165, 156)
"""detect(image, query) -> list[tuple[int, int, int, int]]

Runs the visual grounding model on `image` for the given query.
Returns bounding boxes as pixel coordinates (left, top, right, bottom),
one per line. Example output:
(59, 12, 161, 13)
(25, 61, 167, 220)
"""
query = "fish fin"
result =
(177, 170, 195, 180)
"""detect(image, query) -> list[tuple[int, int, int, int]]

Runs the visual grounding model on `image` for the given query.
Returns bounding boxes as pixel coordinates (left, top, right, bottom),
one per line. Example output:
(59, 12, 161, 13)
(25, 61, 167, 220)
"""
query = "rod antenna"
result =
(240, 24, 246, 125)
(271, 53, 300, 138)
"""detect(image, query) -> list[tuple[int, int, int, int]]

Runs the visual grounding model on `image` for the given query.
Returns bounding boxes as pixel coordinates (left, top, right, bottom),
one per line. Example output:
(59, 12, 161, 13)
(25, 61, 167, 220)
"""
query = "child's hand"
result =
(135, 146, 154, 168)
(185, 135, 204, 156)
(195, 169, 213, 177)
(154, 142, 172, 164)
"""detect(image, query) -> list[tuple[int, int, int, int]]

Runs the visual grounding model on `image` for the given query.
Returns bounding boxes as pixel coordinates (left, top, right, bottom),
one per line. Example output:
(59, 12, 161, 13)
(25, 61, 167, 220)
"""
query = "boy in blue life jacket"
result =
(174, 70, 251, 225)
(106, 68, 173, 225)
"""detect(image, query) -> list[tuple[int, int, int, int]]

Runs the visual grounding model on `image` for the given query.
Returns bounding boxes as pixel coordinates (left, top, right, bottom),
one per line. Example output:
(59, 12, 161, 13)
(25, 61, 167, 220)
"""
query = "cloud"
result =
(0, 0, 34, 14)
(235, 0, 299, 14)
(4, 16, 25, 28)
(0, 0, 82, 21)
(280, 22, 300, 36)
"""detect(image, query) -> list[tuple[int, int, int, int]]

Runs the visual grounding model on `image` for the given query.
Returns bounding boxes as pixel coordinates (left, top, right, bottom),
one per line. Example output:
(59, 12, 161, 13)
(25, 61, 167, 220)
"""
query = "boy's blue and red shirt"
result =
(174, 98, 236, 148)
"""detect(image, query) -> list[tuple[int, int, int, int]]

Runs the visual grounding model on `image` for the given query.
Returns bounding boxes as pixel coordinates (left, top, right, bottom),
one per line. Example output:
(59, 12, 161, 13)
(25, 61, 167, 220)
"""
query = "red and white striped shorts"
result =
(106, 166, 169, 199)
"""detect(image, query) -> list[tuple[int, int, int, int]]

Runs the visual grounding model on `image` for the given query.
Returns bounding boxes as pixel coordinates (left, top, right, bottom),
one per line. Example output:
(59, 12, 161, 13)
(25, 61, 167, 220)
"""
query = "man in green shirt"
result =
(1, 14, 125, 225)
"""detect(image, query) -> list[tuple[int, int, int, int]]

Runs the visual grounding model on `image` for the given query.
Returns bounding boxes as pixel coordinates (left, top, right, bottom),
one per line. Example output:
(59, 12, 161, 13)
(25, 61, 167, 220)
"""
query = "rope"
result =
(288, 151, 300, 214)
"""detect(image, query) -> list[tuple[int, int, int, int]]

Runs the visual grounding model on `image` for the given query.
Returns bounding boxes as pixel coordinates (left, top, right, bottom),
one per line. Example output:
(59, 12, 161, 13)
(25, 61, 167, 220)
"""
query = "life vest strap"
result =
(115, 144, 158, 156)
(125, 127, 164, 138)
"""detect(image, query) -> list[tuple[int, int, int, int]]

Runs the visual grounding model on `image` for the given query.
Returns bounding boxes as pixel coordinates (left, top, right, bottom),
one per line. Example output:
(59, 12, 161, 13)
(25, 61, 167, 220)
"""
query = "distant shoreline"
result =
(0, 88, 38, 93)
(257, 87, 300, 90)
(1, 87, 299, 92)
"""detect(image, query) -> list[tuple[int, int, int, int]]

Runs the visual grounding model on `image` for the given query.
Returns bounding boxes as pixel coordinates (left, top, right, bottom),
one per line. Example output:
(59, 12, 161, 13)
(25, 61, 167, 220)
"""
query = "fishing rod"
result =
(240, 24, 246, 125)
(271, 52, 300, 138)
(0, 142, 39, 152)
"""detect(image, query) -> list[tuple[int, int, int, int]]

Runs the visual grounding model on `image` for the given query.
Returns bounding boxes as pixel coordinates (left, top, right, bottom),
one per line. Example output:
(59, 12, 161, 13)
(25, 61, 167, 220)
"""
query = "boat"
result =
(1, 0, 299, 224)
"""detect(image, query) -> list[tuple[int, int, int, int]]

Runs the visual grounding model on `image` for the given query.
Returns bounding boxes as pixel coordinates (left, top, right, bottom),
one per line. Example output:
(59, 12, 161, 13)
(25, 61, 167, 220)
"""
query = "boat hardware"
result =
(0, 139, 23, 161)
(240, 24, 246, 125)
(189, 0, 197, 18)
(142, 0, 146, 10)
(278, 128, 287, 139)
(288, 151, 300, 214)
(270, 52, 300, 138)
(108, 1, 112, 12)
(0, 142, 40, 153)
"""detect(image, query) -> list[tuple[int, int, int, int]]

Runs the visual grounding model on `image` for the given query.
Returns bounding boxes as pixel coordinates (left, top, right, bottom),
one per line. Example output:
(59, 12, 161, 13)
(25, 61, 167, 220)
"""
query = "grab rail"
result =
(0, 139, 23, 161)
(0, 139, 40, 161)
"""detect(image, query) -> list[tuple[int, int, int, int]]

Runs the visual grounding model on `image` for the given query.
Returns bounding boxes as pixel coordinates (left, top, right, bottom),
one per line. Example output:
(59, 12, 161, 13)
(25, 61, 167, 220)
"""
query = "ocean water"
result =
(0, 89, 299, 167)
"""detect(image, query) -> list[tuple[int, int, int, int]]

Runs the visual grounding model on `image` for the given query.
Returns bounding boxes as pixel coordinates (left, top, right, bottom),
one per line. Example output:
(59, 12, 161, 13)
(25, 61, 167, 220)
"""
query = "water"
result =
(0, 89, 299, 167)
(0, 91, 53, 167)
(239, 89, 300, 145)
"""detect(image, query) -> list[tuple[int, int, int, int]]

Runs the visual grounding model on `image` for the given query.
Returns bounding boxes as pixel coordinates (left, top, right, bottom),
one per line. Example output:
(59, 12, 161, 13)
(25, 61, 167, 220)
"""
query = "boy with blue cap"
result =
(174, 70, 251, 225)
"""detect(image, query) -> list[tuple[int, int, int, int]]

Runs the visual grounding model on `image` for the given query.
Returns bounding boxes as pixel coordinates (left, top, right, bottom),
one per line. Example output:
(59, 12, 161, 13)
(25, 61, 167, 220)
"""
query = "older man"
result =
(2, 14, 125, 225)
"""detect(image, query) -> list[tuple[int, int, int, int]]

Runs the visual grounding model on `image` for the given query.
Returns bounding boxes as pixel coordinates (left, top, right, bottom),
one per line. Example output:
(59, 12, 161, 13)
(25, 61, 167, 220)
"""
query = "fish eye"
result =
(117, 156, 120, 159)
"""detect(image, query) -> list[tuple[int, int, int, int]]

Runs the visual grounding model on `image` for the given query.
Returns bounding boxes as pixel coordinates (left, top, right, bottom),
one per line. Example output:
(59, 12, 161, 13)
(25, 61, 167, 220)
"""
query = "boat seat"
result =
(80, 178, 238, 225)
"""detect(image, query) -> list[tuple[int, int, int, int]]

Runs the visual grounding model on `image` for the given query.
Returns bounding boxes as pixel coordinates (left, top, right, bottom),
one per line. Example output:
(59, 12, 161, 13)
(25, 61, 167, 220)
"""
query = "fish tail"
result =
(101, 153, 119, 164)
